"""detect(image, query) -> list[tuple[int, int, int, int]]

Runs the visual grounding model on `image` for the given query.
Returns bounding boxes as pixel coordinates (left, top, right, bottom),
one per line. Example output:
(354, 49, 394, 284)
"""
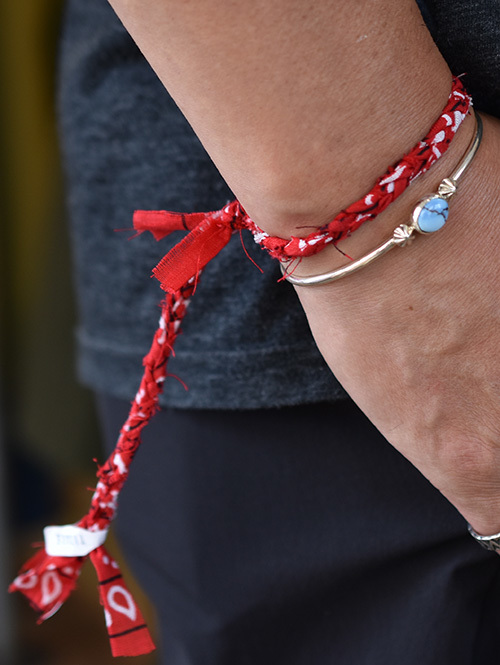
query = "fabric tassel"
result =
(91, 546, 156, 657)
(10, 281, 198, 657)
(9, 548, 84, 622)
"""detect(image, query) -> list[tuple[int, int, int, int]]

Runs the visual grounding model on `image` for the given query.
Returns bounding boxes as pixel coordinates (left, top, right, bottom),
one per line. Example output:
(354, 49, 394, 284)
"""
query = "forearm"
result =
(108, 0, 451, 234)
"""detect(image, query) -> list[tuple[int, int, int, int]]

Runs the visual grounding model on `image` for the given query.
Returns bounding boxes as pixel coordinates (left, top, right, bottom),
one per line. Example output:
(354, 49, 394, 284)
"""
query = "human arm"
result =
(108, 0, 500, 535)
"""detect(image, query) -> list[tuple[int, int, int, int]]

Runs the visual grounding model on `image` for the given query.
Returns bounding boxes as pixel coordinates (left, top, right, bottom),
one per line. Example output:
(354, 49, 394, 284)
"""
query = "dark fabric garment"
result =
(98, 395, 500, 665)
(59, 0, 500, 409)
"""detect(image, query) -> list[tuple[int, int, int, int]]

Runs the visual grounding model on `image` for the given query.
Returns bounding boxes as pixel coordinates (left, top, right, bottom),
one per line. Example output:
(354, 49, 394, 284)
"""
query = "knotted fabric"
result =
(10, 77, 471, 657)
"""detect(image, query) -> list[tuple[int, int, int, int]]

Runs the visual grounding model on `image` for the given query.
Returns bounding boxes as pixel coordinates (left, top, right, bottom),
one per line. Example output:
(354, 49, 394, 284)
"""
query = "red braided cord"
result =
(9, 282, 195, 656)
(82, 286, 194, 530)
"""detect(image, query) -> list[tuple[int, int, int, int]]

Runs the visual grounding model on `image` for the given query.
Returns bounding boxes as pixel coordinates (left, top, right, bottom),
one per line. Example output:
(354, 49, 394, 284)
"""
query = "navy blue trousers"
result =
(97, 397, 500, 665)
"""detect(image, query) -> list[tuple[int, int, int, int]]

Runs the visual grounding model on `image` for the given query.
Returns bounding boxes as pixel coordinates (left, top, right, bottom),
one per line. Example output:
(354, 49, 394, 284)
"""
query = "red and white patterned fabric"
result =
(10, 285, 194, 657)
(10, 77, 472, 657)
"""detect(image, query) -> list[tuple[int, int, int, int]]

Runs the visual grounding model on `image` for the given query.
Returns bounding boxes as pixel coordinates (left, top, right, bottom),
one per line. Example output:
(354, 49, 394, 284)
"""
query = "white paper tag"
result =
(44, 524, 108, 557)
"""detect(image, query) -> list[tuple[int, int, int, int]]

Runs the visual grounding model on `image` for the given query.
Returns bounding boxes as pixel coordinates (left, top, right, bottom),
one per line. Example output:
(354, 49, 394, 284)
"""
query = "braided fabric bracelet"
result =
(281, 110, 482, 286)
(251, 76, 471, 259)
(10, 77, 472, 658)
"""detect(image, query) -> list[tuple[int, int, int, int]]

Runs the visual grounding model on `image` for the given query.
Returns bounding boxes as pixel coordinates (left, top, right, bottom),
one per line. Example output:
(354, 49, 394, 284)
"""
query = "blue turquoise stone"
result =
(416, 197, 449, 233)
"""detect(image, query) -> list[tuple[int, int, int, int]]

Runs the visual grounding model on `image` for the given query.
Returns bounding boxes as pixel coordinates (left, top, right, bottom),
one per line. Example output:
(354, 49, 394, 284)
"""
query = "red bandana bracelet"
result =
(10, 77, 471, 658)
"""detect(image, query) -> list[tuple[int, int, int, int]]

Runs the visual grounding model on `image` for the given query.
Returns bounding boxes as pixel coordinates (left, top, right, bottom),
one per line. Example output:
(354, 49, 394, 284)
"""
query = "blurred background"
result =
(0, 3, 157, 663)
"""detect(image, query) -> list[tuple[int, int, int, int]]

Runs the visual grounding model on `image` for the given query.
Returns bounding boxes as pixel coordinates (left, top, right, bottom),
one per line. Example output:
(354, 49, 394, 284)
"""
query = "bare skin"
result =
(108, 0, 500, 535)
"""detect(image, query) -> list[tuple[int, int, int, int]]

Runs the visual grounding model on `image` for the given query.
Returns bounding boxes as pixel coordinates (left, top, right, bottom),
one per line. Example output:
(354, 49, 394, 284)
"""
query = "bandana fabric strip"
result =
(10, 548, 84, 622)
(10, 77, 472, 658)
(133, 209, 212, 238)
(152, 215, 234, 293)
(10, 282, 196, 656)
(91, 547, 156, 657)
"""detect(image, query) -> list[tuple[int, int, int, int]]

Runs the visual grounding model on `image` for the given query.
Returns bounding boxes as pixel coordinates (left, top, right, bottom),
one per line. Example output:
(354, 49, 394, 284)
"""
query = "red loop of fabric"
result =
(91, 546, 156, 657)
(11, 77, 472, 658)
(132, 200, 247, 240)
(133, 209, 210, 239)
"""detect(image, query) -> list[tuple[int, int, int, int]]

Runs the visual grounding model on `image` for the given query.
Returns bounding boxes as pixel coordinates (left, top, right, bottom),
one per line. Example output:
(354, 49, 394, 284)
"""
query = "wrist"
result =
(210, 4, 454, 238)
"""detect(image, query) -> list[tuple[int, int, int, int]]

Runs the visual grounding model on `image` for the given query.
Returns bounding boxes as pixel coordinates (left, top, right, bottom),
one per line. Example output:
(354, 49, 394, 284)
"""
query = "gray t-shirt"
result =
(58, 0, 499, 409)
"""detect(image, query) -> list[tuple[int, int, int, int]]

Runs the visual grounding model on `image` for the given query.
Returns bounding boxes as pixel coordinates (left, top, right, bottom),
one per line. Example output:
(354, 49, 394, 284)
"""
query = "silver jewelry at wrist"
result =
(467, 523, 500, 555)
(281, 110, 483, 287)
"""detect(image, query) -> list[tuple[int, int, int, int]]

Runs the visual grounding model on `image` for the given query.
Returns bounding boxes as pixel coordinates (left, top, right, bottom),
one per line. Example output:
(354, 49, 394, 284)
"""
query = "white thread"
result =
(379, 164, 406, 185)
(433, 130, 445, 144)
(113, 453, 127, 475)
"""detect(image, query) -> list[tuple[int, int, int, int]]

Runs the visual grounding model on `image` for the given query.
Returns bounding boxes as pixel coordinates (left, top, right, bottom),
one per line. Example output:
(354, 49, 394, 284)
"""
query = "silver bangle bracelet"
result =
(280, 111, 483, 287)
(468, 523, 500, 555)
